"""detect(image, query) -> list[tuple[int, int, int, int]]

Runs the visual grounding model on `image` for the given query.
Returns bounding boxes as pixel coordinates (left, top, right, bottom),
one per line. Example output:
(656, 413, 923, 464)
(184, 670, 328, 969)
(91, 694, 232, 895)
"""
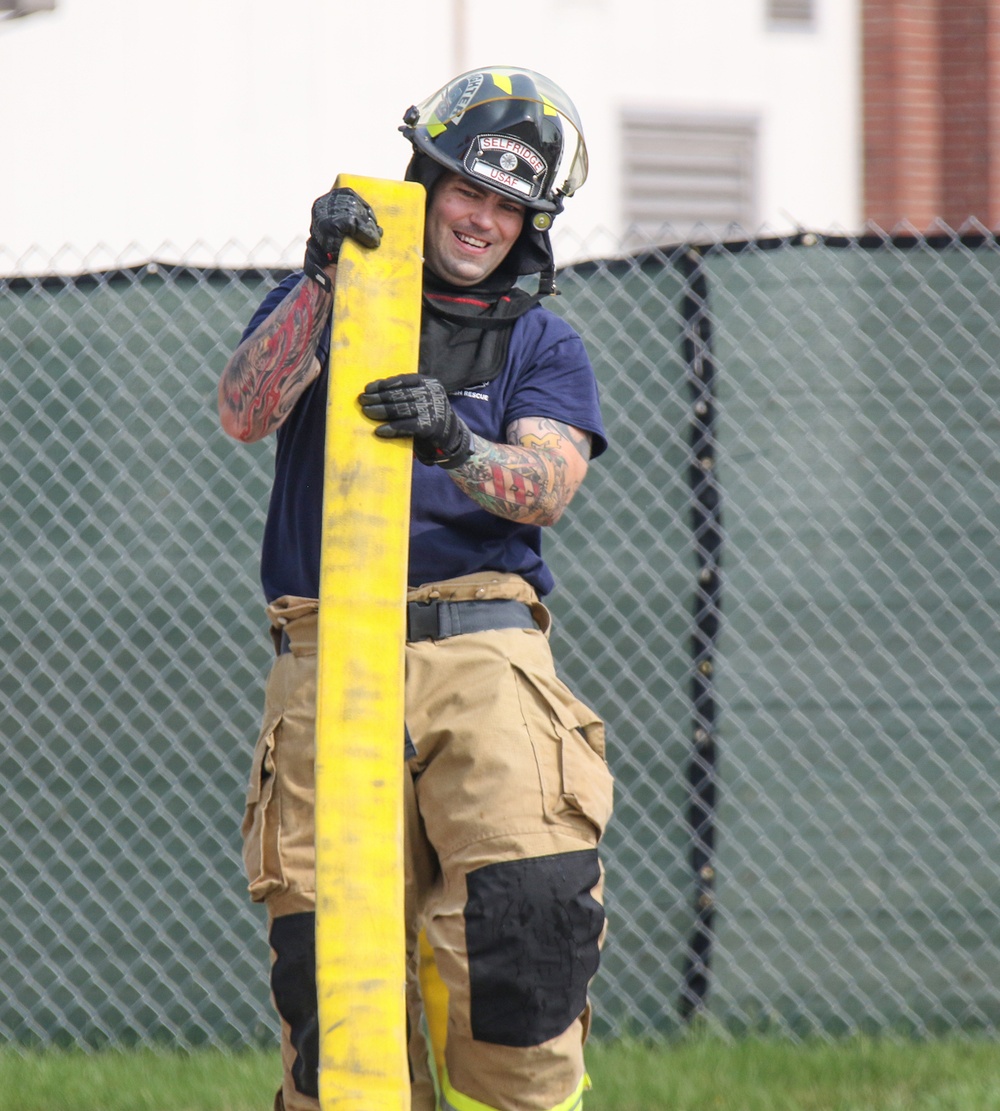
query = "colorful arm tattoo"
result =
(218, 276, 332, 442)
(449, 417, 592, 526)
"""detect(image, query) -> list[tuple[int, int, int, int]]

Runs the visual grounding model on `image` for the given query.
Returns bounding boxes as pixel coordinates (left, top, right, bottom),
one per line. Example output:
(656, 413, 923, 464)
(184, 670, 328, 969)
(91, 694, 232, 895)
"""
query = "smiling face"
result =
(423, 172, 526, 286)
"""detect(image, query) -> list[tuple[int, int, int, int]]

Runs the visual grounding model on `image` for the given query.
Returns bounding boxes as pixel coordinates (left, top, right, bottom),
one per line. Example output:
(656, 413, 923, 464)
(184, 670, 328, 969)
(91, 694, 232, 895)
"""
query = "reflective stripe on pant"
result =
(240, 575, 614, 1111)
(442, 1068, 589, 1111)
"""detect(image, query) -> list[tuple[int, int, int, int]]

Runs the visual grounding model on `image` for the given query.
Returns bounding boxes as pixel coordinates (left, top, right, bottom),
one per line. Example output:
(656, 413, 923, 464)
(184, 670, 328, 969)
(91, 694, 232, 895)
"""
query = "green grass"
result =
(0, 1047, 279, 1111)
(0, 1036, 998, 1111)
(585, 1036, 1000, 1110)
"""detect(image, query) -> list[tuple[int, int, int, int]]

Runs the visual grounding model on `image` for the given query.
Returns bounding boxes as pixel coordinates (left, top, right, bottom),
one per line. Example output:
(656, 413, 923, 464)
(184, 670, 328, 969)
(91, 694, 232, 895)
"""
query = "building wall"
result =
(1, 0, 861, 271)
(863, 0, 1000, 230)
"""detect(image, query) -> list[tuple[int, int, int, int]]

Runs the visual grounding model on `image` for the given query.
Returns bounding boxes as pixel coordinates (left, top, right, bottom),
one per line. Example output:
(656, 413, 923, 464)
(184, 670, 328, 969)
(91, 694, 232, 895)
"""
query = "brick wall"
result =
(863, 0, 1000, 229)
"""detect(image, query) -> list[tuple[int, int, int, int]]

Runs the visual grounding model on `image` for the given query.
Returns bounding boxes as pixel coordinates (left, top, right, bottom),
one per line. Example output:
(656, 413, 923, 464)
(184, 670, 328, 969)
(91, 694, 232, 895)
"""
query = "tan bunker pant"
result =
(241, 573, 614, 1111)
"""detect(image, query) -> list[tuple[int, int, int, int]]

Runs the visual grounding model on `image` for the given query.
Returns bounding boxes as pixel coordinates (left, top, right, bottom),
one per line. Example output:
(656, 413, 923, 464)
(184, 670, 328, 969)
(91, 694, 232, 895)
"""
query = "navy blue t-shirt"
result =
(242, 273, 607, 601)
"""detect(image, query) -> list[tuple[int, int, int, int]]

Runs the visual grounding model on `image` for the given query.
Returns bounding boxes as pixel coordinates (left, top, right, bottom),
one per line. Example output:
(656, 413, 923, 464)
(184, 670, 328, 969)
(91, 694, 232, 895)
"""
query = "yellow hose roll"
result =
(315, 174, 424, 1111)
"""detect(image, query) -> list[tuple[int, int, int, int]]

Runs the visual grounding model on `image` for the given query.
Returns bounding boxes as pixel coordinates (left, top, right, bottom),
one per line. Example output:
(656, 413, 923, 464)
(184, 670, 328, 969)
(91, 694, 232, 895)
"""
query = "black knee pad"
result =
(464, 848, 604, 1047)
(269, 912, 319, 1098)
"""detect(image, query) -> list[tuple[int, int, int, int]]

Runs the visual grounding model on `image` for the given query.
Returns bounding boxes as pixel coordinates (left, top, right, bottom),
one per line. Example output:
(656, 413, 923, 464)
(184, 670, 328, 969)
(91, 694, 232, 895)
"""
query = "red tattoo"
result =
(220, 278, 330, 441)
(489, 464, 533, 506)
(508, 470, 530, 505)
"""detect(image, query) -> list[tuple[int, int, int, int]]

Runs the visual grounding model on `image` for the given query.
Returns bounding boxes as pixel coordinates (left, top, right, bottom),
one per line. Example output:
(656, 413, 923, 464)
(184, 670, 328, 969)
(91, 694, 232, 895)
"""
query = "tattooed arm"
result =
(218, 273, 333, 442)
(356, 378, 593, 525)
(449, 416, 592, 527)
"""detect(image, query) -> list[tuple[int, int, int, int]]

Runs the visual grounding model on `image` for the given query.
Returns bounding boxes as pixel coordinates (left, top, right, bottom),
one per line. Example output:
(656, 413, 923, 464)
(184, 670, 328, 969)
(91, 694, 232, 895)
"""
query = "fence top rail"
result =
(7, 221, 1000, 287)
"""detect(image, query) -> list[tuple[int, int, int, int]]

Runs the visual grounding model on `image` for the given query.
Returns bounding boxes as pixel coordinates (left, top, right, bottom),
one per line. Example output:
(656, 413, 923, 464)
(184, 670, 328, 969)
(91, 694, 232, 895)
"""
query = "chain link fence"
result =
(4, 226, 1000, 1049)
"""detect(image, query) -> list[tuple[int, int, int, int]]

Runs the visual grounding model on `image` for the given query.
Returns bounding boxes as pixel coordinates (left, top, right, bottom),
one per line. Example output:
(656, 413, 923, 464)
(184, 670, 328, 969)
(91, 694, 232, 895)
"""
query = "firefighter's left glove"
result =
(303, 188, 383, 292)
(359, 374, 475, 469)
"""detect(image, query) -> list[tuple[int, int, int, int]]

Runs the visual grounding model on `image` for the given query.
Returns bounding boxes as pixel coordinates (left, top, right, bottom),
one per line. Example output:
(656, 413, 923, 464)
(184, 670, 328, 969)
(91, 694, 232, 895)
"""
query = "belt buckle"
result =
(407, 600, 441, 642)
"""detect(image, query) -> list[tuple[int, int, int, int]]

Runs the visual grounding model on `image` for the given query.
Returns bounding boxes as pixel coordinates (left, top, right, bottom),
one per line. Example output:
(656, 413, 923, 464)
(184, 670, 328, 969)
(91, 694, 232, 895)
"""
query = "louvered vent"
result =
(621, 111, 758, 245)
(769, 0, 814, 24)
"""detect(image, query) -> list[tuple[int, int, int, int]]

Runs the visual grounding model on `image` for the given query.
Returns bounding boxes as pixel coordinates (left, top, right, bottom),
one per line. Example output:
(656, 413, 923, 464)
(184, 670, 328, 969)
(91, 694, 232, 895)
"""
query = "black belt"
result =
(278, 599, 536, 653)
(407, 598, 536, 642)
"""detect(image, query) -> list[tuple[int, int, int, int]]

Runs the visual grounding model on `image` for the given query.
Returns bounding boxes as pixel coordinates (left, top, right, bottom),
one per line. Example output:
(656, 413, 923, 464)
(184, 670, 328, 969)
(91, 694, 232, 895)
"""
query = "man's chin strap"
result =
(537, 262, 558, 297)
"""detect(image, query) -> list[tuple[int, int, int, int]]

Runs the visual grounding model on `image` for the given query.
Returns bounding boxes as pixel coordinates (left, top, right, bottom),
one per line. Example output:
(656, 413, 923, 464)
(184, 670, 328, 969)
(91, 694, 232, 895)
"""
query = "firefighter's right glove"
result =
(303, 188, 383, 292)
(358, 374, 475, 470)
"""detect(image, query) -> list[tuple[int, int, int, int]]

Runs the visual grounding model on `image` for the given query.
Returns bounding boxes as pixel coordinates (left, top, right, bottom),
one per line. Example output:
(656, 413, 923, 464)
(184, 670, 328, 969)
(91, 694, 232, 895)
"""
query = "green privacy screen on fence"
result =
(3, 232, 1000, 1047)
(704, 240, 1000, 1035)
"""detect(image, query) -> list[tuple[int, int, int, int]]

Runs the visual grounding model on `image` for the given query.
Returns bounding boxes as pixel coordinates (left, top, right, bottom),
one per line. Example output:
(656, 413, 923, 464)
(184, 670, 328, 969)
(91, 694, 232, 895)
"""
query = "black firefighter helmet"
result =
(400, 66, 588, 290)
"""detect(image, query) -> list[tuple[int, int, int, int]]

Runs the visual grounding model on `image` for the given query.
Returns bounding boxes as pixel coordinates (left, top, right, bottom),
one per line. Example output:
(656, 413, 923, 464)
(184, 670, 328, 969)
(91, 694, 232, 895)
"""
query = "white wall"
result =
(465, 0, 861, 253)
(1, 0, 859, 273)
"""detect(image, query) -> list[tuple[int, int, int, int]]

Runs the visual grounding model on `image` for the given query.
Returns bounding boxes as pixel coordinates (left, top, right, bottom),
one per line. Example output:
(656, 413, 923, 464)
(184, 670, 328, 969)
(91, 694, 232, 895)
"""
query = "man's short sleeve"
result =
(504, 311, 608, 458)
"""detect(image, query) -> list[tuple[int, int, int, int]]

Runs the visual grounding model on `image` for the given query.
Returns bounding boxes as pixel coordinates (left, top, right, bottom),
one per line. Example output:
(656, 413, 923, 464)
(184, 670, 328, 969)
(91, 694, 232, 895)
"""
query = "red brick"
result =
(862, 0, 1000, 229)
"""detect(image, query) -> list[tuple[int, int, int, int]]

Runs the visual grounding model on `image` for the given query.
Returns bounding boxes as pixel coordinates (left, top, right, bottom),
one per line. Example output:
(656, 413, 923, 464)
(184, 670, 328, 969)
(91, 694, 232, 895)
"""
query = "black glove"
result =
(303, 188, 383, 291)
(359, 374, 475, 469)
